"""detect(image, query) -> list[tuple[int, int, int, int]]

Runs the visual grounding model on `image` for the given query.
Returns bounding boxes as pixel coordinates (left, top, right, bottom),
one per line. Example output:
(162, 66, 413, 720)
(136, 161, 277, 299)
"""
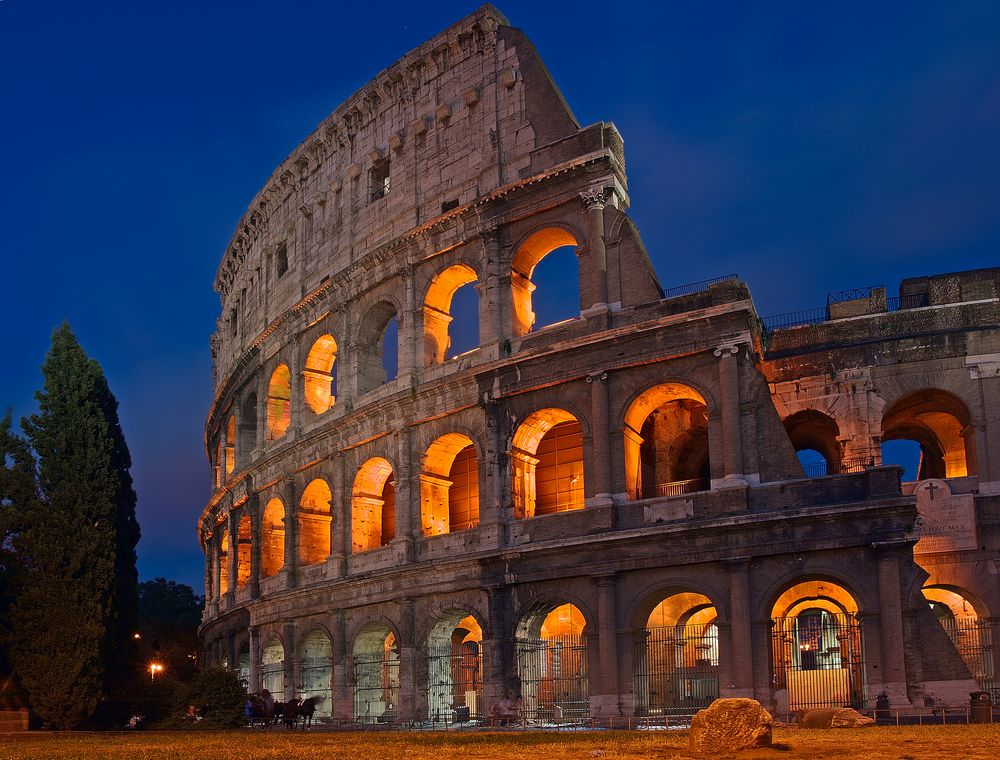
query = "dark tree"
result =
(138, 578, 203, 682)
(8, 324, 141, 728)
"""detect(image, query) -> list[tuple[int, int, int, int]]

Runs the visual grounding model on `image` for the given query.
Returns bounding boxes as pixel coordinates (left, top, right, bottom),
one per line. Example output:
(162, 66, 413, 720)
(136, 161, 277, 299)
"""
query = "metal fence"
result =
(516, 636, 589, 724)
(634, 624, 719, 716)
(262, 662, 284, 698)
(354, 651, 401, 723)
(653, 478, 710, 498)
(887, 293, 930, 311)
(300, 657, 333, 717)
(939, 617, 995, 695)
(427, 646, 483, 722)
(770, 611, 867, 711)
(762, 307, 828, 331)
(663, 274, 739, 299)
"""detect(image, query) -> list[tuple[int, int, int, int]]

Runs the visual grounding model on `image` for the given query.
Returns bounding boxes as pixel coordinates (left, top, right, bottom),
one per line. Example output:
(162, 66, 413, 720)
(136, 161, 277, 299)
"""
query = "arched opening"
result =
(236, 514, 251, 589)
(351, 458, 395, 552)
(239, 392, 257, 464)
(423, 264, 480, 365)
(624, 383, 710, 499)
(300, 629, 334, 718)
(225, 415, 236, 479)
(299, 479, 332, 566)
(634, 592, 719, 716)
(357, 302, 399, 396)
(218, 530, 229, 596)
(267, 364, 292, 440)
(427, 612, 483, 722)
(238, 643, 250, 689)
(769, 580, 866, 713)
(881, 389, 976, 480)
(304, 334, 338, 415)
(511, 409, 585, 519)
(516, 603, 589, 723)
(783, 410, 841, 476)
(214, 438, 222, 488)
(353, 624, 399, 722)
(923, 585, 994, 693)
(261, 497, 285, 578)
(261, 637, 285, 698)
(420, 434, 479, 536)
(511, 227, 580, 336)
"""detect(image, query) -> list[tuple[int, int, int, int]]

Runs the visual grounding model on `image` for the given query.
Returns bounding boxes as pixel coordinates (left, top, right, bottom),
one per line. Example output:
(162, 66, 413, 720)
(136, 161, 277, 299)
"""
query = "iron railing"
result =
(887, 293, 930, 311)
(939, 618, 995, 695)
(300, 657, 334, 718)
(841, 455, 876, 473)
(827, 287, 878, 305)
(262, 662, 284, 698)
(354, 652, 401, 722)
(634, 623, 719, 716)
(427, 647, 483, 722)
(516, 635, 589, 724)
(800, 461, 828, 478)
(663, 274, 739, 299)
(762, 307, 828, 330)
(653, 478, 710, 498)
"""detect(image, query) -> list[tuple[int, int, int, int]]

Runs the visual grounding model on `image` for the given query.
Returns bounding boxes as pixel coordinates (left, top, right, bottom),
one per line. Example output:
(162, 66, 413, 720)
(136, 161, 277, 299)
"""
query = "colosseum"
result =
(199, 5, 1000, 723)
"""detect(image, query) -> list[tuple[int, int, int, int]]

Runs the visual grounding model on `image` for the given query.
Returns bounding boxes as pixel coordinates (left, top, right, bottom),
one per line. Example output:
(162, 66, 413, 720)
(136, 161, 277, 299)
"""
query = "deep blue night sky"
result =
(2, 1, 998, 591)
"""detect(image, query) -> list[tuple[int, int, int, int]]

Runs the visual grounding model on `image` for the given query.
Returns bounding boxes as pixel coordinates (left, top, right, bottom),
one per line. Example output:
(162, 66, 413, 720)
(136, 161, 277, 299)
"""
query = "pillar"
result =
(587, 371, 613, 506)
(394, 425, 415, 561)
(399, 265, 418, 386)
(219, 420, 229, 485)
(283, 476, 298, 589)
(248, 493, 261, 598)
(479, 227, 505, 361)
(226, 511, 238, 602)
(336, 303, 354, 409)
(283, 622, 296, 702)
(398, 598, 417, 721)
(725, 559, 754, 698)
(483, 585, 511, 711)
(331, 453, 347, 576)
(581, 189, 609, 309)
(255, 371, 267, 453)
(875, 545, 910, 705)
(595, 575, 620, 715)
(248, 626, 261, 694)
(332, 610, 351, 719)
(714, 342, 745, 483)
(289, 338, 303, 436)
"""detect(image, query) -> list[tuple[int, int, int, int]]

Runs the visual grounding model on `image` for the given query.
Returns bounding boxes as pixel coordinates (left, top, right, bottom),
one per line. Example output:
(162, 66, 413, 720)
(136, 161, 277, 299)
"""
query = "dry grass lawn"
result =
(0, 725, 996, 760)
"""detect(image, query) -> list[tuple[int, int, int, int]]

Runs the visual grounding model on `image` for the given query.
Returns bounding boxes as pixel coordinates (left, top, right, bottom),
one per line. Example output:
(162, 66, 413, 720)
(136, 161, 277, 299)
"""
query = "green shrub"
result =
(173, 668, 247, 728)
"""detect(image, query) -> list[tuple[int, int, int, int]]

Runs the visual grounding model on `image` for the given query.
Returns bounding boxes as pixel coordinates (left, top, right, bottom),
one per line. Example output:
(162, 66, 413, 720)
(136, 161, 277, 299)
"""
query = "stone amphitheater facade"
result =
(199, 5, 1000, 722)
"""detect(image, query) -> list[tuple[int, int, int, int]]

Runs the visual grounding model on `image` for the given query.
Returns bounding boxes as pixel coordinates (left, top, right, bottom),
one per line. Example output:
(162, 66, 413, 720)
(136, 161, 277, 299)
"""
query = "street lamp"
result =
(149, 662, 164, 682)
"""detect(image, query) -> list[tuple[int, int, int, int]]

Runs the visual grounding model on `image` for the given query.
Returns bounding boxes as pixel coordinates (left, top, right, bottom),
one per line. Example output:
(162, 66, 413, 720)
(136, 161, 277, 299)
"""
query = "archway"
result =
(237, 643, 249, 689)
(351, 458, 395, 552)
(423, 264, 480, 365)
(420, 434, 479, 535)
(511, 409, 585, 519)
(624, 383, 710, 499)
(923, 585, 994, 693)
(634, 592, 719, 716)
(261, 637, 285, 698)
(299, 479, 332, 566)
(267, 364, 291, 440)
(262, 498, 285, 578)
(300, 629, 333, 717)
(357, 302, 399, 395)
(239, 392, 257, 464)
(881, 389, 975, 480)
(225, 415, 236, 479)
(304, 334, 338, 414)
(511, 227, 580, 336)
(515, 603, 589, 722)
(236, 514, 251, 589)
(353, 624, 400, 722)
(770, 580, 866, 713)
(217, 529, 229, 596)
(427, 612, 483, 722)
(783, 410, 841, 476)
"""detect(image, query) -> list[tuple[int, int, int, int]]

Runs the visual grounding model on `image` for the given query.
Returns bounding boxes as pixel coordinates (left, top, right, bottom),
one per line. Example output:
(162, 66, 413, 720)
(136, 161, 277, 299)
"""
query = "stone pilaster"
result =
(581, 188, 609, 309)
(282, 476, 298, 589)
(587, 371, 613, 506)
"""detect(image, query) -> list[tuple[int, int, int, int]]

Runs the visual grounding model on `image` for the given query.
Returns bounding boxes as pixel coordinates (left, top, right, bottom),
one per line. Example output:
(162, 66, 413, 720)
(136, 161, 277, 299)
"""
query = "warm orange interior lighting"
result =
(510, 227, 578, 336)
(351, 457, 395, 553)
(299, 478, 332, 566)
(420, 434, 479, 536)
(267, 364, 292, 440)
(511, 409, 584, 519)
(304, 334, 338, 414)
(423, 264, 478, 366)
(262, 497, 285, 578)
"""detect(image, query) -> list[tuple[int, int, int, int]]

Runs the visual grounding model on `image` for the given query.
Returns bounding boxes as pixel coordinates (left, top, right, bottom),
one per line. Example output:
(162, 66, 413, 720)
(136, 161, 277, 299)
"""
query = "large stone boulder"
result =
(797, 707, 875, 729)
(689, 698, 773, 755)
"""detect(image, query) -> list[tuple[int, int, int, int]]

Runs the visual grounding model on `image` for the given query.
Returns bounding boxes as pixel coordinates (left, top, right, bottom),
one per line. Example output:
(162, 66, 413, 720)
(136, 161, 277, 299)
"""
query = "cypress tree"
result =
(9, 324, 140, 728)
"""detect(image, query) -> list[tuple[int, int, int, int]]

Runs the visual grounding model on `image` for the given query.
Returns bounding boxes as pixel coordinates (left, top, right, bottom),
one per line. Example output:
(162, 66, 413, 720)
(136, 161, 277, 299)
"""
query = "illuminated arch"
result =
(299, 478, 332, 566)
(515, 602, 589, 721)
(423, 264, 480, 366)
(623, 383, 709, 500)
(427, 611, 484, 721)
(353, 622, 400, 722)
(218, 529, 229, 596)
(511, 408, 585, 518)
(304, 335, 338, 414)
(236, 514, 251, 589)
(510, 227, 579, 336)
(420, 433, 479, 536)
(783, 410, 842, 475)
(922, 585, 994, 692)
(881, 389, 975, 479)
(261, 497, 285, 578)
(351, 457, 395, 552)
(225, 415, 236, 479)
(267, 364, 292, 440)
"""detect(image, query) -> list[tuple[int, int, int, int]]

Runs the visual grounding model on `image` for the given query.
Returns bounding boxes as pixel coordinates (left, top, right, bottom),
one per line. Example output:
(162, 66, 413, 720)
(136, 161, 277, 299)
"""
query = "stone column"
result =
(482, 399, 506, 548)
(479, 227, 505, 361)
(219, 420, 229, 484)
(725, 559, 754, 697)
(226, 511, 238, 603)
(394, 425, 415, 561)
(595, 575, 620, 715)
(248, 493, 261, 598)
(337, 303, 354, 410)
(332, 610, 351, 719)
(255, 371, 267, 453)
(283, 622, 296, 702)
(248, 625, 261, 694)
(398, 598, 417, 721)
(581, 189, 609, 309)
(399, 265, 418, 386)
(874, 545, 910, 706)
(587, 371, 613, 506)
(289, 337, 303, 437)
(212, 534, 222, 608)
(204, 542, 217, 615)
(283, 476, 298, 589)
(714, 342, 745, 484)
(482, 585, 511, 712)
(331, 453, 347, 577)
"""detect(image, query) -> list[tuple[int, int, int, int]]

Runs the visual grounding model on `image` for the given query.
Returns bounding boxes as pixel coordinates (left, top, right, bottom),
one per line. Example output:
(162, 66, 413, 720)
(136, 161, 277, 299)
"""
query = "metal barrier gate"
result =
(262, 661, 284, 698)
(770, 611, 866, 711)
(427, 642, 483, 721)
(353, 650, 400, 722)
(516, 635, 589, 723)
(634, 623, 719, 715)
(299, 656, 333, 717)
(939, 617, 995, 696)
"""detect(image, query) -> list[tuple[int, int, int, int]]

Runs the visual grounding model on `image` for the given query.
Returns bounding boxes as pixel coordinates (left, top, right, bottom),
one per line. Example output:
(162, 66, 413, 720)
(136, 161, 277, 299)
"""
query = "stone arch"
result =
(352, 621, 400, 722)
(420, 433, 480, 536)
(881, 388, 976, 479)
(217, 528, 229, 596)
(426, 609, 485, 721)
(304, 334, 338, 415)
(623, 382, 710, 500)
(922, 584, 994, 692)
(261, 497, 285, 578)
(299, 627, 334, 717)
(299, 478, 332, 566)
(351, 457, 396, 552)
(626, 578, 730, 630)
(261, 636, 285, 698)
(783, 410, 842, 475)
(236, 514, 251, 589)
(511, 407, 585, 519)
(923, 584, 988, 620)
(238, 391, 257, 464)
(356, 300, 400, 395)
(510, 226, 580, 336)
(225, 415, 236, 480)
(267, 364, 292, 440)
(422, 263, 481, 366)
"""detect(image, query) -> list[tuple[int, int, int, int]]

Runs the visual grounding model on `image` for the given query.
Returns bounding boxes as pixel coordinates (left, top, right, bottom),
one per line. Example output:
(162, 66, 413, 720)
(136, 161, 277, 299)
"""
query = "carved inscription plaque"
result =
(913, 479, 977, 554)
